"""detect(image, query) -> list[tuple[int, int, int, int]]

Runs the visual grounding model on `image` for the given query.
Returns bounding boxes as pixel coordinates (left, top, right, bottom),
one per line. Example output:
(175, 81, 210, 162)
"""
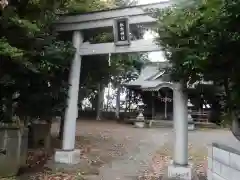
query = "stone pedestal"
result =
(54, 149, 81, 165)
(188, 123, 195, 131)
(168, 161, 193, 180)
(134, 111, 145, 128)
(134, 121, 145, 128)
(188, 114, 195, 131)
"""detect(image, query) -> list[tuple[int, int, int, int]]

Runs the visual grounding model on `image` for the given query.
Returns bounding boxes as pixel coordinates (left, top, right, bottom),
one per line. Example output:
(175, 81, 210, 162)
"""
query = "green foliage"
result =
(65, 0, 108, 14)
(0, 0, 75, 122)
(110, 53, 148, 86)
(155, 0, 240, 114)
(0, 38, 23, 58)
(0, 0, 146, 122)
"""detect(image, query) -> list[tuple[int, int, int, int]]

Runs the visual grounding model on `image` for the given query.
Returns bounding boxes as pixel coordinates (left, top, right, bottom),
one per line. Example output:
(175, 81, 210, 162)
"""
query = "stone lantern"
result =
(187, 109, 195, 131)
(134, 102, 145, 128)
(0, 0, 8, 9)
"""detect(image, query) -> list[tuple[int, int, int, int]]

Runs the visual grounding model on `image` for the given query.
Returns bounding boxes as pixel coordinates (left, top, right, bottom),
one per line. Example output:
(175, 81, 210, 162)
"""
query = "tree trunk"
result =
(58, 113, 65, 140)
(96, 83, 105, 120)
(223, 78, 232, 113)
(223, 78, 238, 131)
(115, 86, 121, 119)
(106, 83, 111, 111)
(210, 100, 221, 124)
(128, 90, 132, 112)
(4, 96, 13, 122)
(124, 90, 129, 113)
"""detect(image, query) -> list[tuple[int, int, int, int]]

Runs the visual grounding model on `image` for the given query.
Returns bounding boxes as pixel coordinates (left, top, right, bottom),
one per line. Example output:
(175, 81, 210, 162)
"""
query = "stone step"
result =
(149, 120, 173, 128)
(161, 172, 201, 180)
(195, 122, 219, 129)
(161, 176, 200, 180)
(149, 120, 218, 129)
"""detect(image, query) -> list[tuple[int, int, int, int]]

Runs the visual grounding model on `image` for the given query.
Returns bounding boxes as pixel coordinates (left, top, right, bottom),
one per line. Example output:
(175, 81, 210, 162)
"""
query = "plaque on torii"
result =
(113, 17, 131, 46)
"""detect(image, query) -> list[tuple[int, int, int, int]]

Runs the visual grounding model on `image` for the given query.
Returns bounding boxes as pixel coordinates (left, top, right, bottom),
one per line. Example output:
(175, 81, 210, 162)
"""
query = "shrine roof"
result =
(124, 62, 213, 91)
(124, 62, 171, 90)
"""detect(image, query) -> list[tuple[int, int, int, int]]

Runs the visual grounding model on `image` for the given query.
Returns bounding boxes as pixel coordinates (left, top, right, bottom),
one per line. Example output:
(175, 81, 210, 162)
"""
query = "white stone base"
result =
(134, 121, 145, 128)
(54, 149, 81, 164)
(168, 161, 193, 180)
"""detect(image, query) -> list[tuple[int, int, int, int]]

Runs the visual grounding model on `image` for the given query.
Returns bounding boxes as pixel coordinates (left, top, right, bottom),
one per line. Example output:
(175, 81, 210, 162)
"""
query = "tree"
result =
(103, 0, 137, 8)
(155, 0, 240, 118)
(0, 0, 78, 122)
(0, 0, 148, 125)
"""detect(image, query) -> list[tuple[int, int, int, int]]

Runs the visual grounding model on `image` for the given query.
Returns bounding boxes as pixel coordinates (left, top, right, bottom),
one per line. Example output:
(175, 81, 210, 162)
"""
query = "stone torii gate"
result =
(54, 2, 192, 179)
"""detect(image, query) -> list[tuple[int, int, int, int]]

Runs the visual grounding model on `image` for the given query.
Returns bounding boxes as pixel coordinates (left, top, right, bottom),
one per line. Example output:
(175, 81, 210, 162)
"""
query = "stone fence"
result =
(208, 143, 240, 180)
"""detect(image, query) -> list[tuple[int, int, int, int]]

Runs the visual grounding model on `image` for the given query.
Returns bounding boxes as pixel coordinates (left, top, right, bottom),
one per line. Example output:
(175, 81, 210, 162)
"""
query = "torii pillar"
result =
(168, 82, 192, 180)
(54, 31, 82, 164)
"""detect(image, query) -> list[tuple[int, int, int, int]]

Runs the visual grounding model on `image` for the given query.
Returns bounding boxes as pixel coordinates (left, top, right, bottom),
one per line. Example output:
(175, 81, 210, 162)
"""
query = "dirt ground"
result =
(50, 120, 171, 180)
(142, 129, 235, 180)
(50, 121, 235, 180)
(8, 120, 236, 180)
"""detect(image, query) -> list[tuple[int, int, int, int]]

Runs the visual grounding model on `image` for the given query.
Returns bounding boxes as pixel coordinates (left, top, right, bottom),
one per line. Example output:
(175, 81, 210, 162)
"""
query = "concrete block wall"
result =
(208, 143, 240, 180)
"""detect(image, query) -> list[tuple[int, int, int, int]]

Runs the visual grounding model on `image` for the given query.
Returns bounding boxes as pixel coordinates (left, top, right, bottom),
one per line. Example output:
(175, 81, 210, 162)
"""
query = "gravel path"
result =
(51, 121, 234, 180)
(90, 129, 170, 180)
(144, 129, 236, 180)
(72, 121, 171, 180)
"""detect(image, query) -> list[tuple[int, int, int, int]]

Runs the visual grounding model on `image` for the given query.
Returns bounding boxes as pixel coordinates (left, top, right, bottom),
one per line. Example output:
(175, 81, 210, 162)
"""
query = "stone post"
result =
(168, 82, 192, 180)
(173, 83, 188, 165)
(54, 31, 82, 164)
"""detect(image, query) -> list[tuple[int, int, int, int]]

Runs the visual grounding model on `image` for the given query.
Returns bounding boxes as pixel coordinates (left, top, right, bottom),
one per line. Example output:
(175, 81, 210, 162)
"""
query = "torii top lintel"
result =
(55, 1, 171, 31)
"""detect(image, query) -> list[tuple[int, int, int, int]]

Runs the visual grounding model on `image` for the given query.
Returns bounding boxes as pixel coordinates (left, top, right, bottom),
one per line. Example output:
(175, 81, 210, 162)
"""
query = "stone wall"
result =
(208, 143, 240, 180)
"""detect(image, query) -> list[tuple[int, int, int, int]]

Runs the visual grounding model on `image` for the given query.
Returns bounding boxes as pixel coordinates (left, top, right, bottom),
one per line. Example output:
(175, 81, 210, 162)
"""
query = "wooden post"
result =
(152, 91, 155, 119)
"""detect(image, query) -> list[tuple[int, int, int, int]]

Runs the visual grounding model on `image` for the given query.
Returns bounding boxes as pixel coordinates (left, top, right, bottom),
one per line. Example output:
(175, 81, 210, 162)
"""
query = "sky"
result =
(138, 0, 168, 62)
